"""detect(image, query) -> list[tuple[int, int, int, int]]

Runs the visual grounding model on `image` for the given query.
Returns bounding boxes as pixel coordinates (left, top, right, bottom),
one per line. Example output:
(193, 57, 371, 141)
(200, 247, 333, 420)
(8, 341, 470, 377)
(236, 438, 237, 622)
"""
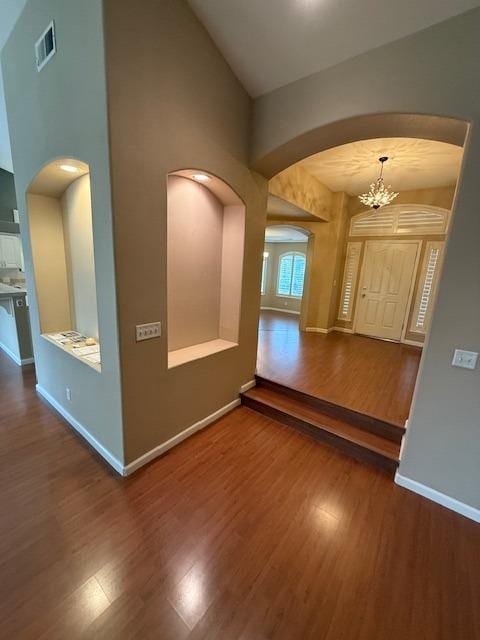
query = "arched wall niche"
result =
(253, 113, 468, 179)
(167, 170, 246, 368)
(26, 157, 101, 370)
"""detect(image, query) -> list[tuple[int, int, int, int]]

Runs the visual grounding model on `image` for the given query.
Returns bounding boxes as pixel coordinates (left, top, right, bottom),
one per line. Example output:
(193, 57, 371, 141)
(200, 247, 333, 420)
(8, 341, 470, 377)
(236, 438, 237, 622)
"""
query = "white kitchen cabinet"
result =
(0, 234, 23, 270)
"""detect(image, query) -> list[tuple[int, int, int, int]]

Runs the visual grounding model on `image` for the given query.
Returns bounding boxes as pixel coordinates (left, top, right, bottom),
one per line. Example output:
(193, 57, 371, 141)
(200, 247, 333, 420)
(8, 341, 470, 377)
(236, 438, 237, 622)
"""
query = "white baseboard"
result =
(36, 384, 124, 475)
(332, 326, 354, 334)
(395, 472, 480, 523)
(402, 338, 424, 347)
(124, 398, 241, 475)
(305, 326, 331, 334)
(240, 379, 256, 393)
(38, 383, 244, 477)
(261, 306, 300, 315)
(0, 340, 34, 366)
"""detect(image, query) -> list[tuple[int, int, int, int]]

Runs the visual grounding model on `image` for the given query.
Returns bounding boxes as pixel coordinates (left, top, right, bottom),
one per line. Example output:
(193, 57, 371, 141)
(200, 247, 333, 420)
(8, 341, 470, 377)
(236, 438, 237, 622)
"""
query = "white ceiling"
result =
(0, 0, 28, 172)
(265, 225, 309, 243)
(188, 0, 480, 96)
(298, 138, 463, 195)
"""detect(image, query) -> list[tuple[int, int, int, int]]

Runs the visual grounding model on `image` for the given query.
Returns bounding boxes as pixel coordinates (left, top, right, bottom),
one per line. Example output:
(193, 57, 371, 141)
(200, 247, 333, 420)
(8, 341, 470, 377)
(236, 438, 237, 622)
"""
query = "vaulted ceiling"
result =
(188, 0, 480, 96)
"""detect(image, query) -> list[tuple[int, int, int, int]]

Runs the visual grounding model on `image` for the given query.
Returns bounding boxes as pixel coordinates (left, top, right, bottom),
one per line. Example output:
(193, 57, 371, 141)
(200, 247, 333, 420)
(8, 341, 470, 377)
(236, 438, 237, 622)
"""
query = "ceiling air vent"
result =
(35, 21, 56, 72)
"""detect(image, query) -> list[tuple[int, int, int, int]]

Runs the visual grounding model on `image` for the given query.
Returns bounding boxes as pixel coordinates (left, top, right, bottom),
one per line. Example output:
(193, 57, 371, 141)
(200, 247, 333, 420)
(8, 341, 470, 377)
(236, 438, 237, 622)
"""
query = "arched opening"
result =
(26, 157, 101, 370)
(167, 169, 246, 368)
(260, 223, 312, 319)
(246, 115, 469, 472)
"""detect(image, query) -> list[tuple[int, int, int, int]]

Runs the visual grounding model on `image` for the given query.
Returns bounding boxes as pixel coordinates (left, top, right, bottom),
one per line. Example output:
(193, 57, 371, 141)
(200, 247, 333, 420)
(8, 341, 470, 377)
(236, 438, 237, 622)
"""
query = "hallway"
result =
(257, 310, 422, 427)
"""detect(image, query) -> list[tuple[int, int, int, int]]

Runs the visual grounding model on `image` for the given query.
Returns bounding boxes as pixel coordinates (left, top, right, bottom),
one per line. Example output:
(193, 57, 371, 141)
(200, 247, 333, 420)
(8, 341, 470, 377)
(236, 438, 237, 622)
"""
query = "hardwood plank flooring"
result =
(0, 349, 479, 639)
(257, 310, 422, 426)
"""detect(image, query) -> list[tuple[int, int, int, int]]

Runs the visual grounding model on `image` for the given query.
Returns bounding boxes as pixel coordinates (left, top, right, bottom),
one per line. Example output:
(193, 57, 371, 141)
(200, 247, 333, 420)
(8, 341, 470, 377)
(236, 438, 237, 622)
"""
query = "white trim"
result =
(395, 472, 480, 523)
(0, 340, 34, 366)
(36, 384, 124, 475)
(123, 398, 241, 475)
(305, 326, 331, 334)
(240, 379, 256, 393)
(36, 386, 242, 478)
(402, 338, 424, 347)
(261, 306, 300, 315)
(332, 326, 354, 334)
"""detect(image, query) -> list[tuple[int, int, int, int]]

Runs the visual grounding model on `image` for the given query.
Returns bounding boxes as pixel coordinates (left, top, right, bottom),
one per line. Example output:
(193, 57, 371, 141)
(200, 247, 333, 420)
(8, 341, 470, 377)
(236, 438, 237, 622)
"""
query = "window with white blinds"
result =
(277, 252, 306, 297)
(350, 205, 450, 237)
(410, 241, 444, 334)
(338, 242, 362, 321)
(260, 252, 268, 294)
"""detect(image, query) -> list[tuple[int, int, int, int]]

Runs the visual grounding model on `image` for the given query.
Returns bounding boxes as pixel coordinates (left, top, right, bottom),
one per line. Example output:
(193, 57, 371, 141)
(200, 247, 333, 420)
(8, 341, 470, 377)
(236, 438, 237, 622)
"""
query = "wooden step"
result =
(241, 386, 400, 474)
(255, 375, 405, 444)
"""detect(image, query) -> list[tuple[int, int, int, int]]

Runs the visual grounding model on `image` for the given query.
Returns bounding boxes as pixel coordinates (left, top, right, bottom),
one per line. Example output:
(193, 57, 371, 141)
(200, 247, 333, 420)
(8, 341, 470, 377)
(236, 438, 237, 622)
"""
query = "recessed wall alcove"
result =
(167, 170, 246, 368)
(27, 158, 101, 370)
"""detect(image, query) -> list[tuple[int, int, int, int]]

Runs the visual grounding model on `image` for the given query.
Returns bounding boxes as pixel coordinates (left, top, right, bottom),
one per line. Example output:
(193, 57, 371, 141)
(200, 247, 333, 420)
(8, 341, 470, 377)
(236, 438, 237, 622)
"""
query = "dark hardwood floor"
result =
(1, 349, 479, 639)
(257, 310, 422, 426)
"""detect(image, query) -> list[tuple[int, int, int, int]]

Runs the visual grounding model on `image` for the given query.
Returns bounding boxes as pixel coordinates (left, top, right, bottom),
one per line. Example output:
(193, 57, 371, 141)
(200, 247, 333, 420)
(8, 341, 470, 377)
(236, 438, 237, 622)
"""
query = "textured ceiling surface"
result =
(188, 0, 480, 96)
(297, 138, 463, 195)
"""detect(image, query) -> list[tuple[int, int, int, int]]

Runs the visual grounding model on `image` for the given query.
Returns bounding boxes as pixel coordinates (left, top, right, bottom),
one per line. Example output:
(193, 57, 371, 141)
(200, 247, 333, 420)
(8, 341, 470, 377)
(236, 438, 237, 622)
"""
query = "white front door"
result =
(355, 241, 419, 341)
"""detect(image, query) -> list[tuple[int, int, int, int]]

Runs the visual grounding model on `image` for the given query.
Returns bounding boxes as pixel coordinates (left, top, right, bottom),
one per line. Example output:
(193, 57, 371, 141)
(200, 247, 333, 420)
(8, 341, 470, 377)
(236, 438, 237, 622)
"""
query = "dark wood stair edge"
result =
(242, 395, 399, 476)
(254, 375, 404, 444)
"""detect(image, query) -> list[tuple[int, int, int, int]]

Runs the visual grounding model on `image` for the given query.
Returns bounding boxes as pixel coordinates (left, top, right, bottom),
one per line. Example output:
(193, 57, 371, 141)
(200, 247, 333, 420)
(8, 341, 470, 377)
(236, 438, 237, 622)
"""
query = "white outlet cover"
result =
(452, 349, 478, 370)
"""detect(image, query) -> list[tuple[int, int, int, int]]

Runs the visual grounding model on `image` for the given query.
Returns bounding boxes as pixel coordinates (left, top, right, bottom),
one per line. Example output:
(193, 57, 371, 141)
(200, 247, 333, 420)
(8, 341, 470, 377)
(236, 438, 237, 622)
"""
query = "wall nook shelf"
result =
(27, 158, 101, 371)
(167, 171, 245, 369)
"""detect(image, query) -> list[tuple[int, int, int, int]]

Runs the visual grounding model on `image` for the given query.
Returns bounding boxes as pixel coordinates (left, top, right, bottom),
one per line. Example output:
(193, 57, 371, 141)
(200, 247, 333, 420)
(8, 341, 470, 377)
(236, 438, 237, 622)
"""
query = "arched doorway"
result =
(245, 114, 469, 475)
(260, 224, 312, 329)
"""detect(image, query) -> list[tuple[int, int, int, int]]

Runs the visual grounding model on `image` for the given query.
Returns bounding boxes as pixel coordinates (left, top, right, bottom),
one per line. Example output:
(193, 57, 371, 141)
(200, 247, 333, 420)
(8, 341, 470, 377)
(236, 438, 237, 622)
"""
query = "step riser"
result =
(242, 395, 398, 476)
(255, 376, 404, 444)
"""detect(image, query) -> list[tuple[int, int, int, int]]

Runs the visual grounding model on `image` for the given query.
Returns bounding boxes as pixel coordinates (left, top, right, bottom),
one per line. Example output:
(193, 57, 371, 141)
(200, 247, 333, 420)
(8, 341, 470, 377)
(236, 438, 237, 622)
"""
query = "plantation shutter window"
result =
(410, 241, 445, 335)
(338, 242, 362, 321)
(277, 252, 306, 297)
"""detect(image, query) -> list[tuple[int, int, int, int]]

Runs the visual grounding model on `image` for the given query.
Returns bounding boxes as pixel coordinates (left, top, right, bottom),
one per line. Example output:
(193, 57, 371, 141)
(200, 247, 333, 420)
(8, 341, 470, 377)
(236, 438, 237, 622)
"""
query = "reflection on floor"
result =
(0, 348, 479, 639)
(257, 310, 422, 427)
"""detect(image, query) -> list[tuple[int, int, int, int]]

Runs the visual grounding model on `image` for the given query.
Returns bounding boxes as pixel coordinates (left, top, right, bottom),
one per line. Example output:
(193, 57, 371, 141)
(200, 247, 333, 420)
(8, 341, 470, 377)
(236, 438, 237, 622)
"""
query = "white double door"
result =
(355, 241, 419, 341)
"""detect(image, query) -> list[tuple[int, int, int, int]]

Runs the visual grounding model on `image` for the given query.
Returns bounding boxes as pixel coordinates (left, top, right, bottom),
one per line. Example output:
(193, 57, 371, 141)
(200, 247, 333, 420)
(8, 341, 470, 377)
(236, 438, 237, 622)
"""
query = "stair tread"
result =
(255, 375, 405, 432)
(243, 386, 400, 461)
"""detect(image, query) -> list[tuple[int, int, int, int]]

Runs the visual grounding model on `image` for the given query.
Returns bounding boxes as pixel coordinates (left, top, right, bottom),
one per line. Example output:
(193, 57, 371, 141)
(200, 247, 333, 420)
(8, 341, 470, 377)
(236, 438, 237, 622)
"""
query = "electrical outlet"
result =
(66, 387, 71, 401)
(452, 349, 478, 370)
(136, 322, 161, 342)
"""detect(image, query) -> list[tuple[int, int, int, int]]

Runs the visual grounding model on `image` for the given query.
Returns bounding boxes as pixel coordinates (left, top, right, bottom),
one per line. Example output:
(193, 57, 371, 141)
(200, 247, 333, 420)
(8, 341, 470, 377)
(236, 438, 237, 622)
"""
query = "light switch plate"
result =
(452, 349, 478, 370)
(136, 322, 161, 342)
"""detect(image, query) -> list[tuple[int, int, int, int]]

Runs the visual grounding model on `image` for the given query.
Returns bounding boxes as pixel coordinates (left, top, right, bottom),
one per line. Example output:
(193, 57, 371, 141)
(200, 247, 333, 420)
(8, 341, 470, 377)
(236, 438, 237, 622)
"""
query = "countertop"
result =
(0, 283, 27, 298)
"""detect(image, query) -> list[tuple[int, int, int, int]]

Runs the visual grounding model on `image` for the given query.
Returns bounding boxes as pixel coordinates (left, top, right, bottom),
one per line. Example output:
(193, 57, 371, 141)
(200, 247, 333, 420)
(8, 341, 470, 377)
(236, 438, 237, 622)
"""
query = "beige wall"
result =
(62, 175, 98, 339)
(104, 0, 267, 462)
(261, 241, 307, 313)
(3, 0, 124, 461)
(252, 8, 480, 510)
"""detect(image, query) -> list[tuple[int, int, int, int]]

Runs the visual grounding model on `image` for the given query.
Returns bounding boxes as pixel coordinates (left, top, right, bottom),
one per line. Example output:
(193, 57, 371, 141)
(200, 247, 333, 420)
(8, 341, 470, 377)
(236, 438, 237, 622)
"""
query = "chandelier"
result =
(359, 156, 399, 210)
